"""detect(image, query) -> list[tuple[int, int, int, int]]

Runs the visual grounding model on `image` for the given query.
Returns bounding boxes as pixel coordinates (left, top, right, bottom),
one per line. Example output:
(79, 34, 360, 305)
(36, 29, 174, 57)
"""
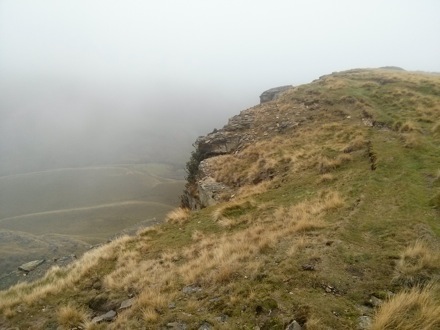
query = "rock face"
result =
(259, 85, 293, 103)
(197, 176, 232, 208)
(182, 86, 305, 210)
(181, 108, 257, 209)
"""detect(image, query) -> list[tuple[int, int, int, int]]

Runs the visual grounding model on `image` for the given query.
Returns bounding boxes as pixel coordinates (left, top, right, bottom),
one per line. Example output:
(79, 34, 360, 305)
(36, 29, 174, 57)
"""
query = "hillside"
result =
(1, 68, 440, 329)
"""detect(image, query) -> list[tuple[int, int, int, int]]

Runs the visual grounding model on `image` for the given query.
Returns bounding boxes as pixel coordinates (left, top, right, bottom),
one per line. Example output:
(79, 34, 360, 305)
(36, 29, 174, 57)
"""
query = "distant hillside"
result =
(1, 68, 439, 329)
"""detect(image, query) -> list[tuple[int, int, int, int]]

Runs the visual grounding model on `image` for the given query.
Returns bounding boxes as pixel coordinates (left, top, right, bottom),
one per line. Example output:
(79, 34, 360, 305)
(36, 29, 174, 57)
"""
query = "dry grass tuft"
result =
(305, 316, 323, 330)
(2, 307, 16, 319)
(165, 207, 190, 225)
(318, 154, 352, 173)
(236, 181, 271, 198)
(318, 157, 339, 174)
(399, 120, 419, 133)
(212, 200, 254, 223)
(57, 304, 89, 329)
(394, 241, 440, 286)
(191, 229, 205, 241)
(142, 307, 160, 322)
(402, 132, 421, 148)
(318, 173, 336, 183)
(371, 285, 440, 330)
(342, 135, 367, 153)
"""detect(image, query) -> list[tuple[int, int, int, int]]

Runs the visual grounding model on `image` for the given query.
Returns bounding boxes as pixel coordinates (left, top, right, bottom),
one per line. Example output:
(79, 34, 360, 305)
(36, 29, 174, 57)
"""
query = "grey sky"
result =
(0, 0, 439, 173)
(2, 1, 439, 86)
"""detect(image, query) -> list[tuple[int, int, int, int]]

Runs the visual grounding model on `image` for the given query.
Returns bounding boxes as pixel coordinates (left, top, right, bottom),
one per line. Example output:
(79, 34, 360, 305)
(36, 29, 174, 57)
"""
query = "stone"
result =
(215, 314, 229, 323)
(119, 298, 135, 310)
(18, 260, 45, 272)
(91, 310, 117, 323)
(88, 295, 119, 312)
(357, 316, 372, 329)
(198, 322, 212, 330)
(301, 264, 315, 271)
(182, 285, 202, 294)
(285, 320, 302, 330)
(260, 86, 293, 103)
(368, 296, 383, 307)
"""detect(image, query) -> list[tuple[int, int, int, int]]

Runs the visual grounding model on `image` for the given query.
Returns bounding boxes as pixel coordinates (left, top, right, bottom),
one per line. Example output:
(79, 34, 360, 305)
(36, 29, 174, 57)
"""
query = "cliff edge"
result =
(1, 68, 440, 329)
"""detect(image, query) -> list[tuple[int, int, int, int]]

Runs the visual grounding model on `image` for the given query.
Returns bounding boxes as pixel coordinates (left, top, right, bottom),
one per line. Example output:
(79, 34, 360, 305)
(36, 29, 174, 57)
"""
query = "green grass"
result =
(1, 68, 439, 329)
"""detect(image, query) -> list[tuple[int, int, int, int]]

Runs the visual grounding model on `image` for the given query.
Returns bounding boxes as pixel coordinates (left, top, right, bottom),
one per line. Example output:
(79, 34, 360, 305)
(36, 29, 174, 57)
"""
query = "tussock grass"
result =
(399, 120, 420, 133)
(394, 241, 440, 286)
(342, 135, 367, 153)
(165, 207, 190, 225)
(318, 154, 352, 174)
(371, 285, 440, 330)
(57, 304, 89, 329)
(402, 132, 421, 148)
(318, 173, 336, 183)
(212, 200, 255, 226)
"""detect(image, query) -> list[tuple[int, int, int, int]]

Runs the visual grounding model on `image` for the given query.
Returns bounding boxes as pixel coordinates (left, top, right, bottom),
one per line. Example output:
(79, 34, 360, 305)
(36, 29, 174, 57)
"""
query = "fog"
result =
(1, 0, 439, 175)
(0, 1, 439, 283)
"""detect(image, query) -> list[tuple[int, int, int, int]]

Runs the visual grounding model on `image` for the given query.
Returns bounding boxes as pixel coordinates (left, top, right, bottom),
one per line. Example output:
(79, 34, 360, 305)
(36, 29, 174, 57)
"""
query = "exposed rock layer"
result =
(182, 86, 300, 210)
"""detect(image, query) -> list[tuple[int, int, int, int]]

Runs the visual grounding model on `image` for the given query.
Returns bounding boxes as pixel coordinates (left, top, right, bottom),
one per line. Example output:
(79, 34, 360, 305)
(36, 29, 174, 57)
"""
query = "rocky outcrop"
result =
(260, 85, 293, 103)
(181, 108, 257, 209)
(197, 176, 232, 208)
(182, 85, 307, 210)
(196, 110, 255, 158)
(18, 259, 45, 272)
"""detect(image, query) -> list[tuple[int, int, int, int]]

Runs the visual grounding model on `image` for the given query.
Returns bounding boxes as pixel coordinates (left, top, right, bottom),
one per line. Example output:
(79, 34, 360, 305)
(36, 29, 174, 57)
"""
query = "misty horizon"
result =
(2, 1, 440, 175)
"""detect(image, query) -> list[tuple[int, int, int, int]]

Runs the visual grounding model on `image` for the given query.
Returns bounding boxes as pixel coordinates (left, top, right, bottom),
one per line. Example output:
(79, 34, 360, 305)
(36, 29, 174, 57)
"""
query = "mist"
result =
(0, 77, 248, 175)
(1, 0, 440, 175)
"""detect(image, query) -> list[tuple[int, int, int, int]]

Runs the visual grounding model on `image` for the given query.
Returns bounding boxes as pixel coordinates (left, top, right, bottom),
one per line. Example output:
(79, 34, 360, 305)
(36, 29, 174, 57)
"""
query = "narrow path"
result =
(0, 200, 171, 223)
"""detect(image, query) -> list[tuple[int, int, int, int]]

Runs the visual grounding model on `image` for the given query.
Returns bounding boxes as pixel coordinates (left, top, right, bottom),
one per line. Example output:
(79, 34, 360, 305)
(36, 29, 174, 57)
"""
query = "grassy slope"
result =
(0, 68, 439, 329)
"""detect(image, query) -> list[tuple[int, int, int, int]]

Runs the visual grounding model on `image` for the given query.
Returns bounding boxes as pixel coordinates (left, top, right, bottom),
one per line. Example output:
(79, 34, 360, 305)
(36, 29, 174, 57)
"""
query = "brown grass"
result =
(402, 132, 421, 148)
(371, 285, 440, 330)
(318, 154, 352, 173)
(318, 173, 336, 183)
(142, 307, 160, 322)
(400, 120, 419, 133)
(57, 304, 89, 329)
(394, 241, 440, 286)
(165, 207, 190, 225)
(342, 135, 367, 153)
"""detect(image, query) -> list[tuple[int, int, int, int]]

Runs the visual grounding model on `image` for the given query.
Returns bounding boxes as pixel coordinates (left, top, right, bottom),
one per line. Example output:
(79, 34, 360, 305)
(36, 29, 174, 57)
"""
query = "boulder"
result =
(119, 298, 135, 310)
(18, 259, 45, 272)
(285, 320, 302, 330)
(91, 310, 117, 323)
(357, 316, 372, 329)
